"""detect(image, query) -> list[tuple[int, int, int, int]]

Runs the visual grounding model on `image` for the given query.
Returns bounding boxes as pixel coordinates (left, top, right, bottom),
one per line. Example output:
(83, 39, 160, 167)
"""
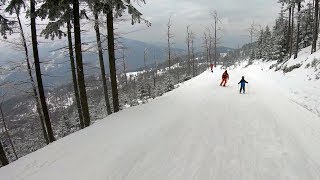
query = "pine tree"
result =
(92, 1, 112, 115)
(30, 0, 55, 142)
(272, 6, 288, 62)
(5, 0, 50, 144)
(312, 0, 319, 53)
(0, 2, 14, 39)
(73, 0, 91, 127)
(263, 26, 273, 60)
(98, 0, 150, 112)
(294, 0, 303, 59)
(38, 0, 85, 129)
(300, 2, 314, 48)
(256, 29, 264, 59)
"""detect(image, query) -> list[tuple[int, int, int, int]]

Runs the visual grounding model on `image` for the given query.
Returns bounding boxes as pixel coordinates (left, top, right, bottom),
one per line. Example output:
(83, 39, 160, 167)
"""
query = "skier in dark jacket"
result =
(238, 76, 248, 93)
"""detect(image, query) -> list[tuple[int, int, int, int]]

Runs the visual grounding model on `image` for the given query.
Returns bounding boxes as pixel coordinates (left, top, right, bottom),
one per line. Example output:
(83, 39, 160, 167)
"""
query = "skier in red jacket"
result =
(220, 70, 229, 87)
(210, 63, 214, 72)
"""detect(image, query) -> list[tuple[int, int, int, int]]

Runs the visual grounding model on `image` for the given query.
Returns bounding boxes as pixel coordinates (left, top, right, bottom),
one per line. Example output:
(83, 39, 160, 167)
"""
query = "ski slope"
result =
(1, 68, 320, 180)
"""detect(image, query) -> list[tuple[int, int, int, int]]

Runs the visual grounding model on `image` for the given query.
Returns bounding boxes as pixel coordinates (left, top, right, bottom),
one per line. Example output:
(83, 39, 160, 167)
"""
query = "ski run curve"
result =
(1, 68, 320, 180)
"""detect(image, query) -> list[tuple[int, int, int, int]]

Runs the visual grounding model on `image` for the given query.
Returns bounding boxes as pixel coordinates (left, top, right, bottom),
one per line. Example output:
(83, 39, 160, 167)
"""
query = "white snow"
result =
(236, 46, 320, 116)
(1, 66, 320, 179)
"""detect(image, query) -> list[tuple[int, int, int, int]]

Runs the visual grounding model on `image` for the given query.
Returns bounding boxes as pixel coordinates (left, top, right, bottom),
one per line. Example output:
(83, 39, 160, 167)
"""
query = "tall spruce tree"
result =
(90, 1, 112, 114)
(73, 0, 91, 127)
(96, 0, 150, 112)
(30, 0, 55, 142)
(300, 2, 314, 48)
(5, 0, 50, 144)
(311, 0, 319, 53)
(294, 0, 303, 59)
(272, 6, 288, 61)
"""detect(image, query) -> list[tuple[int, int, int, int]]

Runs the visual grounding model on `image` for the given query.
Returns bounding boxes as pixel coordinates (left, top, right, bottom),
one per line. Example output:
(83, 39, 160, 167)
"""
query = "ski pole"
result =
(238, 83, 240, 93)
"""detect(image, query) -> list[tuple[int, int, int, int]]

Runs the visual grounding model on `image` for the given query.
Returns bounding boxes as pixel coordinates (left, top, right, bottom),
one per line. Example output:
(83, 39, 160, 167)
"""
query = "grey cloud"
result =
(113, 0, 280, 48)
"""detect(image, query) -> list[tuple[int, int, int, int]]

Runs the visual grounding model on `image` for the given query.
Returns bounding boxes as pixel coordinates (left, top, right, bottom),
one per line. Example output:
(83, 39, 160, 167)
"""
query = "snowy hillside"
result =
(237, 46, 320, 116)
(1, 65, 320, 179)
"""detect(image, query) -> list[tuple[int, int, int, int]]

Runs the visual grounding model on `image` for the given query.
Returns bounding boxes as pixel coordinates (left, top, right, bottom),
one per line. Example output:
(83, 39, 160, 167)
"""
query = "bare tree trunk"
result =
(211, 11, 220, 66)
(312, 0, 319, 53)
(144, 48, 147, 72)
(203, 32, 209, 67)
(30, 0, 55, 142)
(287, 2, 292, 54)
(107, 7, 120, 112)
(122, 49, 127, 86)
(73, 0, 91, 127)
(208, 31, 213, 64)
(192, 39, 195, 77)
(0, 104, 18, 160)
(153, 61, 157, 87)
(94, 8, 112, 115)
(0, 141, 9, 166)
(186, 26, 191, 75)
(290, 4, 295, 57)
(294, 1, 301, 59)
(248, 22, 257, 61)
(15, 6, 49, 144)
(67, 19, 84, 127)
(214, 17, 217, 67)
(167, 17, 173, 70)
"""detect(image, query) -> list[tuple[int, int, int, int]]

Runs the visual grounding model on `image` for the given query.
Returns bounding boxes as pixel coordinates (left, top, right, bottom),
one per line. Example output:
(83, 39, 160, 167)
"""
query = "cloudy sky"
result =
(116, 0, 281, 48)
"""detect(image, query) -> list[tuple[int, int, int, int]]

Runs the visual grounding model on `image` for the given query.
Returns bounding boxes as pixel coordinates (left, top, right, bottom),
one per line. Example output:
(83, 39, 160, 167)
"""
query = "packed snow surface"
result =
(1, 68, 320, 180)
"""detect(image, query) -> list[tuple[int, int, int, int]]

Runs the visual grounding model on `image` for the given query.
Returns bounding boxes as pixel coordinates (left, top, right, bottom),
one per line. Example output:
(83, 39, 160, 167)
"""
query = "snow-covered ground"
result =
(234, 46, 320, 117)
(1, 65, 320, 179)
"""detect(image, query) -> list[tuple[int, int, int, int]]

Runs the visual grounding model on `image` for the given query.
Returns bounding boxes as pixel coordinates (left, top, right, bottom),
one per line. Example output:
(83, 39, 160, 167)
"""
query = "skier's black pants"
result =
(240, 86, 245, 93)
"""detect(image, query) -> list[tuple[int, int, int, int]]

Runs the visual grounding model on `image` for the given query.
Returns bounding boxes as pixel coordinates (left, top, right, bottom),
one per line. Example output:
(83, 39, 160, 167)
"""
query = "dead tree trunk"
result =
(167, 17, 174, 70)
(203, 32, 209, 67)
(122, 49, 128, 86)
(208, 31, 213, 64)
(153, 61, 157, 87)
(214, 16, 218, 67)
(186, 25, 191, 75)
(144, 48, 148, 72)
(191, 38, 195, 77)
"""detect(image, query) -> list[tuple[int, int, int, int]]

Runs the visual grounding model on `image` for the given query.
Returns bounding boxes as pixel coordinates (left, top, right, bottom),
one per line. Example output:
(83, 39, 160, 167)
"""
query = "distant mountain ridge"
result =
(0, 38, 233, 88)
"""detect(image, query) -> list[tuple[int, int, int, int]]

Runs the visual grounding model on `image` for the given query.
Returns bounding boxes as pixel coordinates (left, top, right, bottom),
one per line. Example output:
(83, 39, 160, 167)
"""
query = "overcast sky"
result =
(116, 0, 281, 48)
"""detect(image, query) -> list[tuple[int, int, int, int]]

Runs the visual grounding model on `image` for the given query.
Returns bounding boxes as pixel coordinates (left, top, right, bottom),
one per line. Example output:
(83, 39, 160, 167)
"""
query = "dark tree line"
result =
(253, 0, 320, 62)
